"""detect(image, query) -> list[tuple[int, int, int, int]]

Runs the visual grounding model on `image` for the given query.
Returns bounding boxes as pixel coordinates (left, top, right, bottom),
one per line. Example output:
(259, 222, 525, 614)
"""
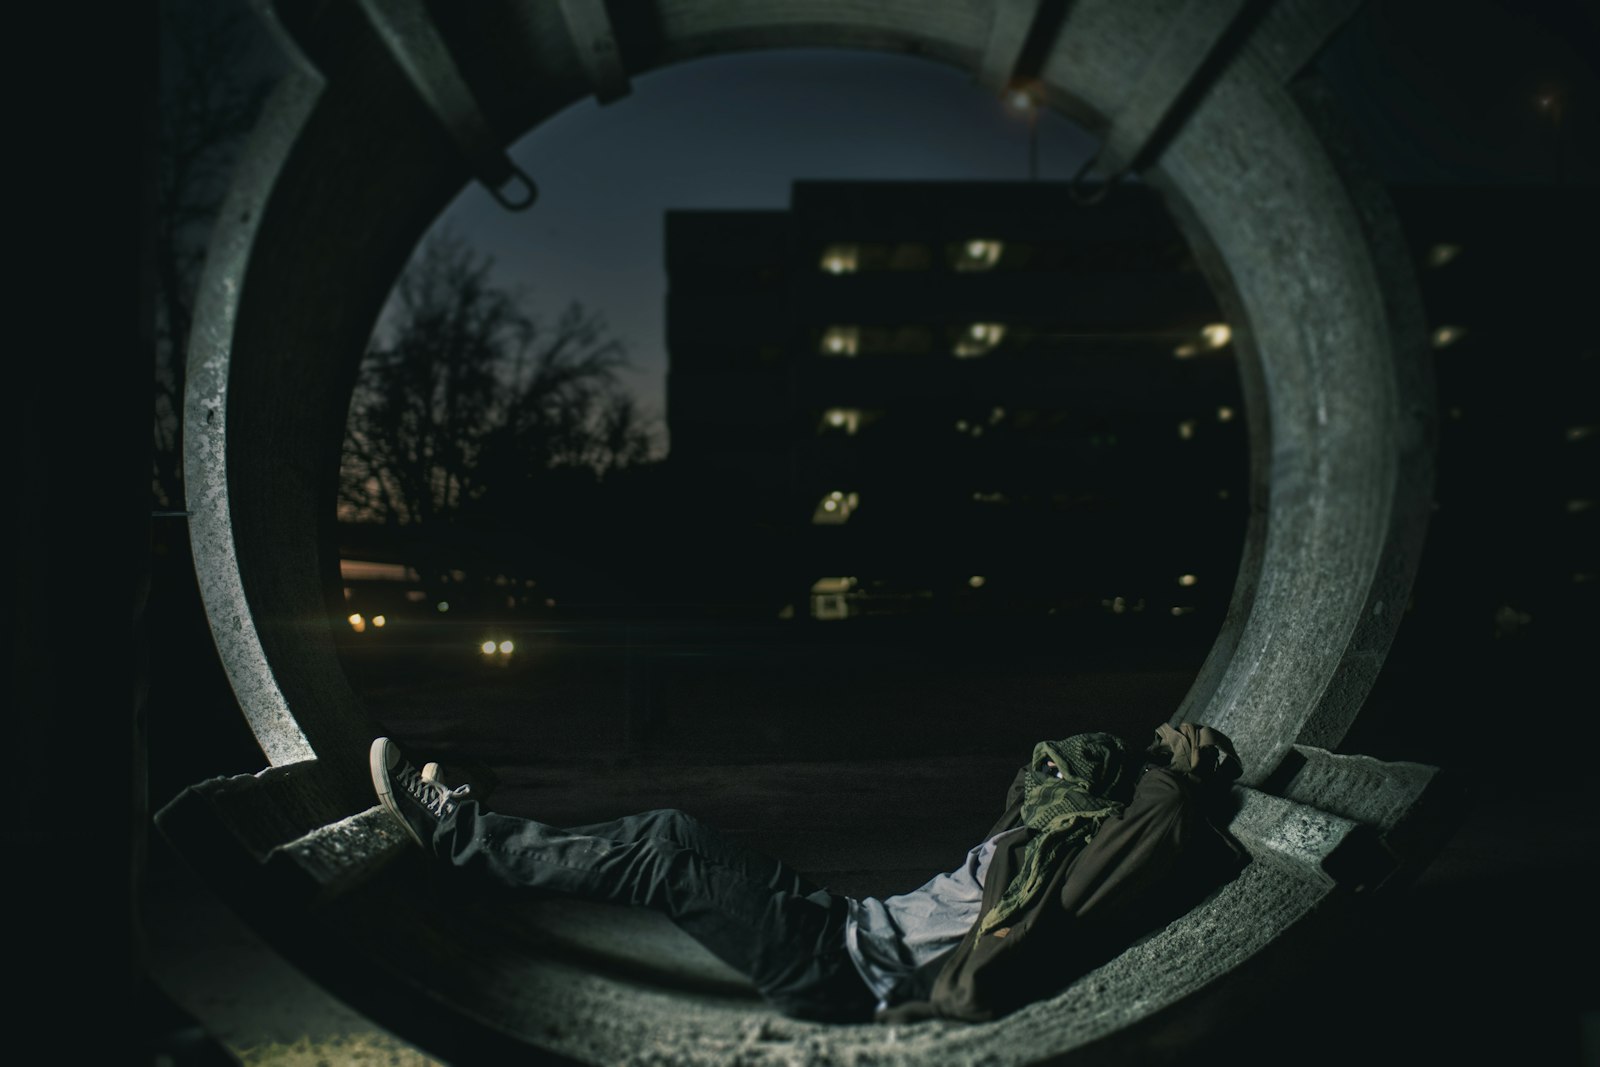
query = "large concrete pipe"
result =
(160, 1, 1448, 1063)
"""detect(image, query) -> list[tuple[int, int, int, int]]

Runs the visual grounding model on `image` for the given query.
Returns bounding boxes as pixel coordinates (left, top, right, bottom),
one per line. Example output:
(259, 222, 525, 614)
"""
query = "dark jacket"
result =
(877, 763, 1240, 1023)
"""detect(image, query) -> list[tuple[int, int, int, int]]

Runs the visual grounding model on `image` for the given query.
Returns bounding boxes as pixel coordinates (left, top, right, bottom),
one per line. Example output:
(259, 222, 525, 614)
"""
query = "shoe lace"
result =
(400, 764, 471, 816)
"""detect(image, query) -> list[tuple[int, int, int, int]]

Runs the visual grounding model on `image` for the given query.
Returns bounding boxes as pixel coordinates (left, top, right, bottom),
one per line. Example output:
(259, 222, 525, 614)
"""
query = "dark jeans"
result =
(426, 802, 876, 1022)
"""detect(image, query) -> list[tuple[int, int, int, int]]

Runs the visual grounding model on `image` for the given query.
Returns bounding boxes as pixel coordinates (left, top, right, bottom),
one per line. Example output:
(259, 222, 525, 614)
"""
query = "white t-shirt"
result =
(843, 830, 1017, 1010)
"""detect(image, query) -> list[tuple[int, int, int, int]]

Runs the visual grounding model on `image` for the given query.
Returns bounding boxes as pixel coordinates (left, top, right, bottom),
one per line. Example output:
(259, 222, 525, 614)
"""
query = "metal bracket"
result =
(250, 0, 327, 82)
(558, 0, 631, 104)
(355, 0, 537, 211)
(1071, 0, 1362, 203)
(1071, 0, 1260, 201)
(976, 0, 1070, 95)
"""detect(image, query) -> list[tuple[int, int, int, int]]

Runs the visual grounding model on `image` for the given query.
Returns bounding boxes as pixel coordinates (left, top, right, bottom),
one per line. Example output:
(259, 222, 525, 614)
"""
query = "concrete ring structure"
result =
(167, 1, 1441, 1064)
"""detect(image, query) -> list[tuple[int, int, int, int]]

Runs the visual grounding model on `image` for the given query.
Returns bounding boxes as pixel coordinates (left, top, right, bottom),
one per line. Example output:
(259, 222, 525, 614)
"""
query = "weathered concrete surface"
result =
(172, 0, 1441, 1061)
(1270, 745, 1441, 833)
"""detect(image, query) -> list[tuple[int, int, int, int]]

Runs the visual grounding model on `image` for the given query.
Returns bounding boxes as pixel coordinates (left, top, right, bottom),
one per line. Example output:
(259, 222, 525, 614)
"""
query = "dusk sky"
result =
(408, 48, 1099, 435)
(376, 1, 1594, 443)
(196, 0, 1593, 444)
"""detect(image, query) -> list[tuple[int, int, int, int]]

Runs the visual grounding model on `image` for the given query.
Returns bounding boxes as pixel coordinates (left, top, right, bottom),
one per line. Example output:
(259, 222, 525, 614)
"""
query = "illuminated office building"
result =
(665, 181, 1249, 630)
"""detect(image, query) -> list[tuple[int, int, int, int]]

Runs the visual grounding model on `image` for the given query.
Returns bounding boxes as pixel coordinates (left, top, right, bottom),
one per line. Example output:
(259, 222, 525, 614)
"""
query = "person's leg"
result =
(563, 808, 819, 900)
(443, 802, 869, 1018)
(371, 738, 873, 1021)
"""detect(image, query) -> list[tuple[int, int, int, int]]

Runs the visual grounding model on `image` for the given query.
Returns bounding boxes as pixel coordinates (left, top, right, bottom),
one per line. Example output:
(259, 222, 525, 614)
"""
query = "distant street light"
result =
(1537, 86, 1565, 183)
(1007, 82, 1040, 181)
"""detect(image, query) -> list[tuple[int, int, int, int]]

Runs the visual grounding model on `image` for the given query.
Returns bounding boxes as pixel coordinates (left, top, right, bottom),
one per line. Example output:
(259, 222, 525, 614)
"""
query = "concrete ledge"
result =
(1228, 787, 1363, 884)
(267, 806, 410, 905)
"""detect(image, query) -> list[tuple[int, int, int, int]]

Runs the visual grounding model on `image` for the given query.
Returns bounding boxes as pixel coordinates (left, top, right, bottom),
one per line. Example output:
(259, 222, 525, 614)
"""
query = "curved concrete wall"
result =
(178, 0, 1436, 1060)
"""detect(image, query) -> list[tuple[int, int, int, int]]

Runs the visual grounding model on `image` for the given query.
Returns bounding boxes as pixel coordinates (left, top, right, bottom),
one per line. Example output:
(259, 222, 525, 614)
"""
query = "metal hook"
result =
(1068, 155, 1115, 206)
(355, 0, 540, 215)
(488, 163, 538, 212)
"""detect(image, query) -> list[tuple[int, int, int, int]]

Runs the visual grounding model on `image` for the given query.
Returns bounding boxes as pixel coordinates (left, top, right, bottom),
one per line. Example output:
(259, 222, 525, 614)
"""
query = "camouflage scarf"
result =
(978, 732, 1132, 935)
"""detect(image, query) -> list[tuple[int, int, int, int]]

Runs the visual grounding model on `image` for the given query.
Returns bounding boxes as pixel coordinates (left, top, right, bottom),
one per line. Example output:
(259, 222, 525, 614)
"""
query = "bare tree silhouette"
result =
(340, 231, 656, 539)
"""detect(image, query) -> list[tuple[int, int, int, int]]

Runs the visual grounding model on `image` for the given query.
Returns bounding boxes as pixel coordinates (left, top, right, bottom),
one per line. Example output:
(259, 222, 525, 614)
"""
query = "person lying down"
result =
(370, 721, 1245, 1022)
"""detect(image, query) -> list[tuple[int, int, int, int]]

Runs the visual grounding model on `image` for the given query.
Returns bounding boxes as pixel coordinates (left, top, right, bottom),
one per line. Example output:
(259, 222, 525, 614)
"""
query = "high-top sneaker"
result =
(369, 736, 472, 849)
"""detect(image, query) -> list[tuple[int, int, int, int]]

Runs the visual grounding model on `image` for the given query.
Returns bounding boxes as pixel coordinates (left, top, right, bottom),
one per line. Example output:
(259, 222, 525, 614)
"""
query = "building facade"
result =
(664, 181, 1250, 641)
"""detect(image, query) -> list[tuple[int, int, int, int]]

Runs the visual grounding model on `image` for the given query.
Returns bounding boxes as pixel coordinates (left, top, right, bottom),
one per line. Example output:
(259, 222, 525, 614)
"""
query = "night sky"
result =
(412, 48, 1098, 433)
(391, 1, 1598, 438)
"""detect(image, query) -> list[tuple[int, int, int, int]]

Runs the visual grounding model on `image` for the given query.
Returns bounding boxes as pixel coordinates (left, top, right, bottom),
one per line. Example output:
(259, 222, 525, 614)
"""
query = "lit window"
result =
(810, 577, 854, 621)
(954, 240, 1004, 272)
(372, 615, 386, 628)
(812, 491, 859, 525)
(339, 559, 414, 582)
(405, 589, 427, 603)
(1427, 243, 1462, 268)
(972, 490, 1008, 504)
(1178, 574, 1198, 587)
(811, 594, 848, 620)
(347, 613, 366, 634)
(1216, 406, 1235, 423)
(1431, 325, 1467, 349)
(820, 244, 859, 274)
(1202, 323, 1232, 349)
(1177, 419, 1197, 441)
(819, 408, 862, 435)
(954, 323, 1006, 358)
(820, 325, 860, 357)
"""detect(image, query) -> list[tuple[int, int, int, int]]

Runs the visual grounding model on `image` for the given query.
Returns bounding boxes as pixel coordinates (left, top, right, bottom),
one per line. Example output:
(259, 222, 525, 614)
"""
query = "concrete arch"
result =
(168, 1, 1440, 1063)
